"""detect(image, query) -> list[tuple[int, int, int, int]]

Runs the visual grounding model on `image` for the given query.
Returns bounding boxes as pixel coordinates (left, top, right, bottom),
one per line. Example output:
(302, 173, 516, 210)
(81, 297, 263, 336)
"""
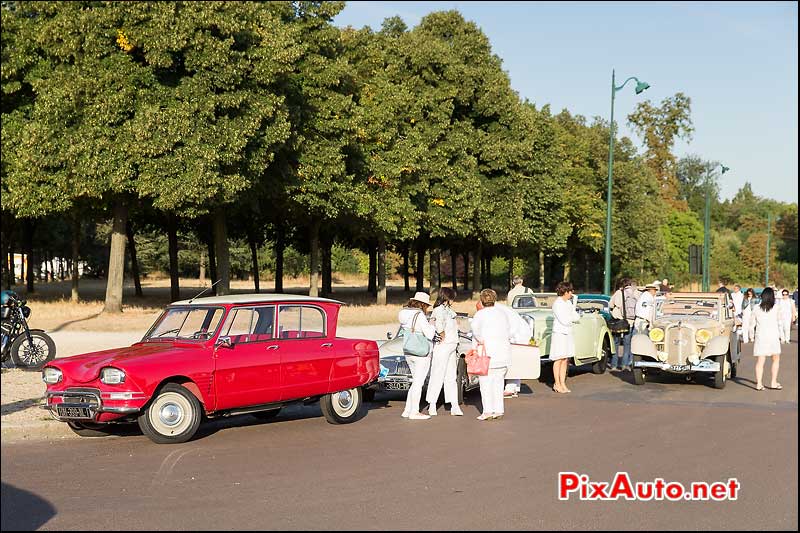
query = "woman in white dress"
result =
(426, 287, 464, 417)
(752, 287, 782, 391)
(550, 281, 580, 394)
(398, 292, 437, 419)
(741, 288, 756, 343)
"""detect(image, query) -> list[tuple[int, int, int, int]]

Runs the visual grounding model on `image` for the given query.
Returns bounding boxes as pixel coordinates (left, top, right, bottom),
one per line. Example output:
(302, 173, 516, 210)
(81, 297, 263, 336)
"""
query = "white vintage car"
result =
(631, 292, 742, 389)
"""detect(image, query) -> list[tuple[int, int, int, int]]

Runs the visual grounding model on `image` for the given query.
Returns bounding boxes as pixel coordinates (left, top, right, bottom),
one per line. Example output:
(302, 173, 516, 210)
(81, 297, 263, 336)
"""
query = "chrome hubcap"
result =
(337, 390, 353, 410)
(159, 403, 183, 426)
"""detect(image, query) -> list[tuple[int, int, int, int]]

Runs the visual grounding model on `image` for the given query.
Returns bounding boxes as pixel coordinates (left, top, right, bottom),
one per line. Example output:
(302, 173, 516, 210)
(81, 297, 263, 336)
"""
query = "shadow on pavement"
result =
(1, 482, 56, 531)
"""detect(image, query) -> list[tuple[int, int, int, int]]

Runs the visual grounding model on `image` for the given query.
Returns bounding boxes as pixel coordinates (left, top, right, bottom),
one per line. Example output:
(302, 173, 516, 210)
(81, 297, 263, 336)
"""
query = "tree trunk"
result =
(247, 229, 260, 294)
(199, 249, 206, 285)
(322, 236, 332, 295)
(274, 228, 284, 294)
(213, 209, 230, 296)
(368, 241, 377, 295)
(451, 249, 458, 289)
(415, 239, 425, 292)
(125, 220, 143, 297)
(539, 248, 545, 291)
(563, 249, 572, 286)
(71, 216, 80, 302)
(508, 255, 514, 292)
(402, 244, 410, 292)
(207, 236, 217, 295)
(48, 255, 55, 282)
(103, 202, 128, 313)
(435, 249, 441, 291)
(429, 247, 437, 293)
(167, 216, 180, 301)
(23, 219, 34, 293)
(584, 250, 590, 293)
(472, 244, 482, 298)
(309, 221, 320, 297)
(462, 252, 470, 292)
(377, 236, 387, 305)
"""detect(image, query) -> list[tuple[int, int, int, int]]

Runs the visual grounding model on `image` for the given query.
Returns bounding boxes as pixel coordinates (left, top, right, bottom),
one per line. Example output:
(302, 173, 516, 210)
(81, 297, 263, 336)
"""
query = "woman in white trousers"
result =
(471, 289, 513, 420)
(398, 292, 437, 420)
(741, 288, 756, 343)
(426, 288, 464, 416)
(778, 289, 796, 343)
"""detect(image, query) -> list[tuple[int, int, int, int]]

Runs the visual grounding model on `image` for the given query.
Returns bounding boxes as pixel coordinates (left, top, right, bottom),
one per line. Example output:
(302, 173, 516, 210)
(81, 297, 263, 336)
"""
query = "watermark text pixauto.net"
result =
(558, 472, 740, 501)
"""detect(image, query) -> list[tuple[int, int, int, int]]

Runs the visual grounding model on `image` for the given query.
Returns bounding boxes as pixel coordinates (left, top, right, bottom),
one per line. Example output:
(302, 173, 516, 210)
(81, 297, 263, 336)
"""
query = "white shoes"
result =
(408, 412, 431, 420)
(401, 411, 410, 418)
(428, 405, 437, 416)
(450, 407, 464, 416)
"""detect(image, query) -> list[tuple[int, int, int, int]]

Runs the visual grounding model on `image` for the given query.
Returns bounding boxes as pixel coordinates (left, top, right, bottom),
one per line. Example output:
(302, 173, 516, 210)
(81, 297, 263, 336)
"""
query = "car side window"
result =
(250, 306, 276, 342)
(221, 308, 255, 344)
(277, 305, 326, 339)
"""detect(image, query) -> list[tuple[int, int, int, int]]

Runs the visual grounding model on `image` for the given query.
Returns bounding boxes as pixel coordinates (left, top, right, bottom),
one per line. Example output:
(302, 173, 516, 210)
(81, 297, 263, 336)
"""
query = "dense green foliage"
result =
(1, 1, 796, 305)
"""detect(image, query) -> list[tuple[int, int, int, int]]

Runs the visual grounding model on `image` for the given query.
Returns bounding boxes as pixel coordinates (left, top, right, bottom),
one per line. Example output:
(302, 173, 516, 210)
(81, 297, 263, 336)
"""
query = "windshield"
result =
(657, 299, 719, 320)
(143, 306, 225, 341)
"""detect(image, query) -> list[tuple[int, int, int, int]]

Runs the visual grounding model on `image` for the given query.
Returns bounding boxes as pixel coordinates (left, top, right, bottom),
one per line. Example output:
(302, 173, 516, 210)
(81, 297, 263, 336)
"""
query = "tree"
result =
(627, 93, 694, 208)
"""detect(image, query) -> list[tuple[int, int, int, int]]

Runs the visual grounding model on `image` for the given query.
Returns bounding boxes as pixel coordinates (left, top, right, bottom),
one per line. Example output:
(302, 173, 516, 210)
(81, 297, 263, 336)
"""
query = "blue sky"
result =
(334, 1, 798, 203)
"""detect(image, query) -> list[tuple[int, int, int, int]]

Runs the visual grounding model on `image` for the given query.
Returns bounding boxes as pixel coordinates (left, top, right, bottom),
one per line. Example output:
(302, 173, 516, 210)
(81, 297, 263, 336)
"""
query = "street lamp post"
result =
(604, 69, 650, 295)
(765, 213, 771, 286)
(701, 164, 729, 291)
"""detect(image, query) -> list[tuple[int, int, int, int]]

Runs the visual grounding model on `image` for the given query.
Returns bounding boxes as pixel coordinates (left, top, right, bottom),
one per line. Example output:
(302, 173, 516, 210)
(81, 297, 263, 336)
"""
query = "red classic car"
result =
(41, 294, 380, 444)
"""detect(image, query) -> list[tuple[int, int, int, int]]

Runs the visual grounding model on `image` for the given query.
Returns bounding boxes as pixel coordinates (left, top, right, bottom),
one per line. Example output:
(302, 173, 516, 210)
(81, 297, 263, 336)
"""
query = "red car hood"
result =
(50, 342, 193, 384)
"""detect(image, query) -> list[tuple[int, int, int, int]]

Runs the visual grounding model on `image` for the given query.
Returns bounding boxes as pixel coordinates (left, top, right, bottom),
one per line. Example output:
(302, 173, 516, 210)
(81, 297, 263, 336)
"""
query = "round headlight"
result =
(696, 329, 712, 344)
(100, 367, 126, 385)
(649, 328, 665, 342)
(42, 367, 62, 384)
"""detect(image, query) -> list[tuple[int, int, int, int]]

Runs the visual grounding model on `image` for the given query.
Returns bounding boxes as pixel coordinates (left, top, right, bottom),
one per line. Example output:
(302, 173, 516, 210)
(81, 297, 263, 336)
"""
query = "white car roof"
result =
(171, 293, 345, 306)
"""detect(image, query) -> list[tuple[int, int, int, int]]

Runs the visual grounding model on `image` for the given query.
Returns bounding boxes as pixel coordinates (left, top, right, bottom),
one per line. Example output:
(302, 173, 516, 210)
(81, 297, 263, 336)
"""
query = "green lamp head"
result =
(635, 80, 650, 94)
(721, 165, 730, 174)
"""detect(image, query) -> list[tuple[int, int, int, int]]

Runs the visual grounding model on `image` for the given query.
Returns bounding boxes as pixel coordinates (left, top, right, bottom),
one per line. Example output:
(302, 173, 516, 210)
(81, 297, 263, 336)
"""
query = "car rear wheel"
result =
(592, 339, 611, 374)
(138, 383, 203, 444)
(632, 354, 645, 385)
(320, 387, 365, 424)
(67, 420, 111, 438)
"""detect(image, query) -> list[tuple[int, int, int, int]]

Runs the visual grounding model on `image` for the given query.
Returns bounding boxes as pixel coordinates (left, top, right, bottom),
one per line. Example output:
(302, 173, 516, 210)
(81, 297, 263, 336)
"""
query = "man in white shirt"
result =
(506, 276, 532, 306)
(634, 283, 658, 333)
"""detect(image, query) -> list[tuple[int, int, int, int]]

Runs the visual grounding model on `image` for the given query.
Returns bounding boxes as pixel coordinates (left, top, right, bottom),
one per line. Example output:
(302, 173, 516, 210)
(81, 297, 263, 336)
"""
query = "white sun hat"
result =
(410, 292, 432, 305)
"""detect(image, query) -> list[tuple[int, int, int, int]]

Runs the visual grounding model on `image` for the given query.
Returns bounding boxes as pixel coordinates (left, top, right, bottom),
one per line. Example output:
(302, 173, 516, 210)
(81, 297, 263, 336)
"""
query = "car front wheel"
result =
(712, 354, 728, 389)
(138, 383, 203, 444)
(632, 354, 645, 385)
(320, 387, 365, 424)
(592, 339, 611, 374)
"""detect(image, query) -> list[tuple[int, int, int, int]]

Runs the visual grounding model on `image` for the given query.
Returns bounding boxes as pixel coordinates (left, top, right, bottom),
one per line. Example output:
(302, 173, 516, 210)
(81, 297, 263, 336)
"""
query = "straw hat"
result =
(410, 291, 432, 306)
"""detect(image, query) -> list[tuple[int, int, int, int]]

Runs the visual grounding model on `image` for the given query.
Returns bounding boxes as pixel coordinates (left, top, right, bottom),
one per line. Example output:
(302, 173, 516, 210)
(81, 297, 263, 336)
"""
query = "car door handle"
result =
(321, 343, 333, 348)
(266, 345, 279, 350)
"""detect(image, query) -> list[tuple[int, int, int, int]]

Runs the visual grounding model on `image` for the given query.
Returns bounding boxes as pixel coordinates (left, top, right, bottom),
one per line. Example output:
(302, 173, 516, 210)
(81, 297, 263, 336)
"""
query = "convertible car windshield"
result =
(144, 306, 225, 341)
(657, 299, 719, 320)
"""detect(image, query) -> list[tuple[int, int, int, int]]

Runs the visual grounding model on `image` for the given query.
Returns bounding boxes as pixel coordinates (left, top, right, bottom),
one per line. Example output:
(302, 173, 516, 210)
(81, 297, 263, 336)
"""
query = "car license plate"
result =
(669, 364, 691, 372)
(57, 406, 92, 419)
(384, 381, 410, 391)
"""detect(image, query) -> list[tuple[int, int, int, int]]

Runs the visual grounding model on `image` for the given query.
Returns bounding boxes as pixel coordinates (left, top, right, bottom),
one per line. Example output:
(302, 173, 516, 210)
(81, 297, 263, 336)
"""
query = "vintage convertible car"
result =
(630, 292, 741, 389)
(370, 314, 479, 405)
(512, 294, 614, 374)
(41, 294, 380, 444)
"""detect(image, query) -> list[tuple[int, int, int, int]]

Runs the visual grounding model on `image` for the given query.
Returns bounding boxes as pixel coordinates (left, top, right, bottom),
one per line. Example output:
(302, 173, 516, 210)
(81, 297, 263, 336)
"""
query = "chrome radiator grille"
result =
(665, 326, 695, 365)
(381, 359, 411, 376)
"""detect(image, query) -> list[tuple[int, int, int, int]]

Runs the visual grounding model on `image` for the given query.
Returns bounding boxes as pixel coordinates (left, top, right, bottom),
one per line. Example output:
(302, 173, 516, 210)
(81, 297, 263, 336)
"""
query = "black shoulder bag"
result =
(608, 289, 631, 335)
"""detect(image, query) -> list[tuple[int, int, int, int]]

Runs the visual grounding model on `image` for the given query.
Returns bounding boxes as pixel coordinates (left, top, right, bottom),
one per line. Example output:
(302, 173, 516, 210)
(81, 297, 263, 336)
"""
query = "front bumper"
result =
(42, 388, 146, 422)
(633, 358, 720, 373)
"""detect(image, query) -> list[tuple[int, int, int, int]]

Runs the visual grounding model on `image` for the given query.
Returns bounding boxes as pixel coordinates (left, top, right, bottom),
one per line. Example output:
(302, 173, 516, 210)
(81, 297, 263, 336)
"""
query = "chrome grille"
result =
(665, 326, 695, 365)
(380, 358, 411, 376)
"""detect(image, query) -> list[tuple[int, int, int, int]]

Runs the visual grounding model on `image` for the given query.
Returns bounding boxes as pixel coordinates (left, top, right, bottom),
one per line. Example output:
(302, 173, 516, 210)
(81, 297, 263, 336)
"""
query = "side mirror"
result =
(386, 332, 393, 340)
(216, 336, 233, 348)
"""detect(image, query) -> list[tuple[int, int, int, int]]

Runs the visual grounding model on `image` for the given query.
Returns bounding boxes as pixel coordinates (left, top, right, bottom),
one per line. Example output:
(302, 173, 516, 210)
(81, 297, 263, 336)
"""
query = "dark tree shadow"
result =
(1, 482, 57, 531)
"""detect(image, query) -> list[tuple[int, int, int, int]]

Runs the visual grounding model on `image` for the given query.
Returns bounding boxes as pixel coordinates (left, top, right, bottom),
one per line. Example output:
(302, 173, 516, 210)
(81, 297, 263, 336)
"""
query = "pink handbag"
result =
(465, 344, 490, 376)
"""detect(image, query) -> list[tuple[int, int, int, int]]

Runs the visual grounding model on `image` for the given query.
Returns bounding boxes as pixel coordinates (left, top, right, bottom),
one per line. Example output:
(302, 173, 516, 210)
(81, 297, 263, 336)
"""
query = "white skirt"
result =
(549, 332, 574, 360)
(753, 334, 781, 356)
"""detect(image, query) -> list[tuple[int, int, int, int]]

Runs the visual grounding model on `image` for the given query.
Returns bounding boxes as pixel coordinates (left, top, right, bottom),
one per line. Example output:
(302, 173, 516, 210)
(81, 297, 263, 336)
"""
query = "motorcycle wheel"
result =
(10, 331, 56, 370)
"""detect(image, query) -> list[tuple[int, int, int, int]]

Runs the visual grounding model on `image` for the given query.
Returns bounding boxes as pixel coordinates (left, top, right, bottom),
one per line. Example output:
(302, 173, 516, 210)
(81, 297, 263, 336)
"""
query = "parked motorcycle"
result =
(1, 290, 56, 370)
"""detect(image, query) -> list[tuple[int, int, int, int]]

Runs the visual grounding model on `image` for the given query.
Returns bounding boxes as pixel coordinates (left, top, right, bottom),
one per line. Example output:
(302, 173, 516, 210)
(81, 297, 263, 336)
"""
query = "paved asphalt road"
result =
(2, 330, 797, 531)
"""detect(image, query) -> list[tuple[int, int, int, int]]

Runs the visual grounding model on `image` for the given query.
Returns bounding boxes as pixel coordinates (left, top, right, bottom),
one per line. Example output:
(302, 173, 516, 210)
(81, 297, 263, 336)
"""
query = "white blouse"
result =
(552, 297, 580, 334)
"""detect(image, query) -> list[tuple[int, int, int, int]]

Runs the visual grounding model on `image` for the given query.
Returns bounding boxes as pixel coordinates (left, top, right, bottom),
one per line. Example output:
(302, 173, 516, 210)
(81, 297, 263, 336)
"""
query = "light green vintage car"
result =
(512, 293, 615, 374)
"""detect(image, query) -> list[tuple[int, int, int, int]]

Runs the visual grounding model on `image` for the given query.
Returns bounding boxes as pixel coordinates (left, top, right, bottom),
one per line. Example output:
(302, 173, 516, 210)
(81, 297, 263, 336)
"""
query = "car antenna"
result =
(188, 279, 221, 304)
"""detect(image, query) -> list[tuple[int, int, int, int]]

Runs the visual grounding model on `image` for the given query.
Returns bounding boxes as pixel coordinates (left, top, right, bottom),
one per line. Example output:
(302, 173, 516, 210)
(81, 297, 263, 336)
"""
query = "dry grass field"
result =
(9, 276, 496, 332)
